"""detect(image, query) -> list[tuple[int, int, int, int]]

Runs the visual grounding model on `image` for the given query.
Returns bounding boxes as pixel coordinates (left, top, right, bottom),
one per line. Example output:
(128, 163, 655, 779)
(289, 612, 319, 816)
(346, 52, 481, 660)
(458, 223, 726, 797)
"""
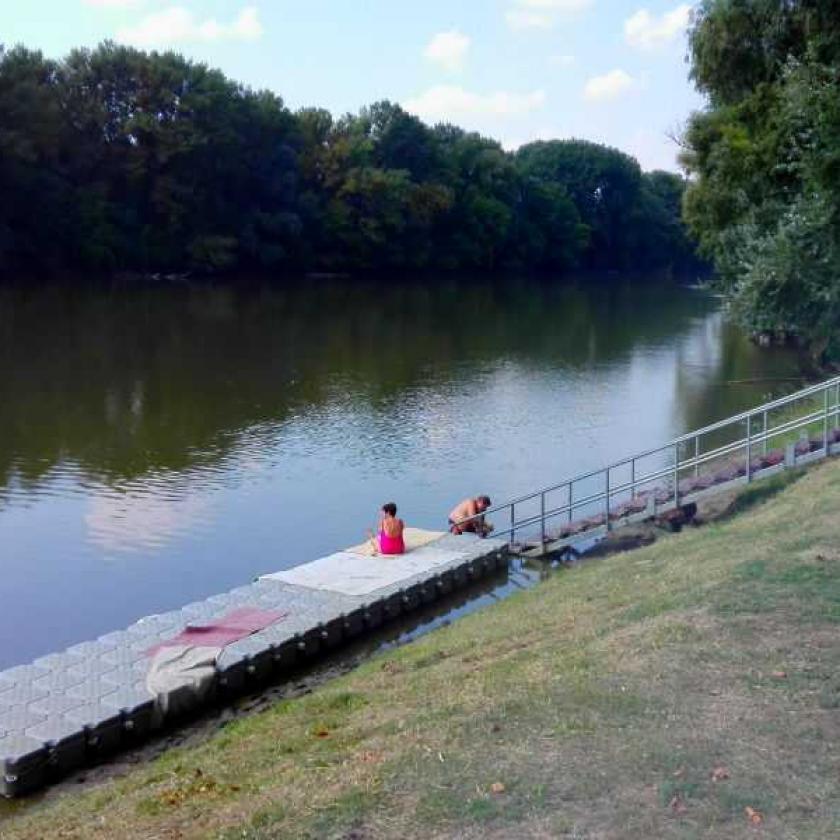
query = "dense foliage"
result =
(683, 0, 840, 359)
(0, 42, 697, 276)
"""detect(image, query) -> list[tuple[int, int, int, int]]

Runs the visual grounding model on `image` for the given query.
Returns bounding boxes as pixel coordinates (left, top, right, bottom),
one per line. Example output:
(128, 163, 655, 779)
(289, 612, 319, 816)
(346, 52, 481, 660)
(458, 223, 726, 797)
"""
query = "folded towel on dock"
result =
(344, 527, 444, 557)
(145, 607, 287, 656)
(144, 607, 287, 719)
(146, 644, 221, 718)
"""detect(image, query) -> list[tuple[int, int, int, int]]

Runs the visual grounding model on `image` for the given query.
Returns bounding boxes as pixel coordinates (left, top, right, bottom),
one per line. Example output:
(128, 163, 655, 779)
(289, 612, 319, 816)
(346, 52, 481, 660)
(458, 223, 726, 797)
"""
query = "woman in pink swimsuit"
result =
(378, 502, 405, 555)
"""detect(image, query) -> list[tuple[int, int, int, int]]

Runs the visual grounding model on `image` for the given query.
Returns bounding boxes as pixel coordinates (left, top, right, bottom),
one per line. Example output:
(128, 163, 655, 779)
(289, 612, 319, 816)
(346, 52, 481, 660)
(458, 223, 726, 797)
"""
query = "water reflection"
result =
(85, 484, 214, 554)
(0, 277, 717, 487)
(0, 275, 805, 666)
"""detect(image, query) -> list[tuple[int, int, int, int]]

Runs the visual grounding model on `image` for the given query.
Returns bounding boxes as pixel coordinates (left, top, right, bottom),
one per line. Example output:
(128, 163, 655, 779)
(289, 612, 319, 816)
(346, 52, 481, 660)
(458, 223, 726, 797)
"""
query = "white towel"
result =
(146, 644, 221, 718)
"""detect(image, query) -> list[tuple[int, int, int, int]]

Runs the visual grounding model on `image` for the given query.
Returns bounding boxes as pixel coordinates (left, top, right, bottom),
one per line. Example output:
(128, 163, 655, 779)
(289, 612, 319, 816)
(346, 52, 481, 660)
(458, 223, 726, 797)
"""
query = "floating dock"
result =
(0, 532, 508, 797)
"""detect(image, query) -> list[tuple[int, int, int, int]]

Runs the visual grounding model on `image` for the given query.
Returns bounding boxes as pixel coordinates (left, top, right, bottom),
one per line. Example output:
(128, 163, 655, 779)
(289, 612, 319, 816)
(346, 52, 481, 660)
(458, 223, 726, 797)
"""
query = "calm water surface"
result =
(0, 276, 804, 668)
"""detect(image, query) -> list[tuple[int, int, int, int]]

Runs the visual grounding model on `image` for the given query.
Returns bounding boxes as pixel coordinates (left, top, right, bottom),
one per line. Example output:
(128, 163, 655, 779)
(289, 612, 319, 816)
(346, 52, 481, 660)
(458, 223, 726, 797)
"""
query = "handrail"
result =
(672, 375, 840, 443)
(452, 375, 840, 550)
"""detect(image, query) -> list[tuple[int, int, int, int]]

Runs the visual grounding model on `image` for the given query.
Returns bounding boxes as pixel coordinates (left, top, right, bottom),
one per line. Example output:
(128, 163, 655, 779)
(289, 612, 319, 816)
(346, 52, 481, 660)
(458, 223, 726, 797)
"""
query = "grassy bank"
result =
(3, 464, 840, 839)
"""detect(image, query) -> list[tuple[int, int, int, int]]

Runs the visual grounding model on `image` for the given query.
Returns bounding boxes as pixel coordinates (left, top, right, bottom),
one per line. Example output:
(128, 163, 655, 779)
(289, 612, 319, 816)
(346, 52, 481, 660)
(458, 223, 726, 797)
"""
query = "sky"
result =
(1, 0, 707, 172)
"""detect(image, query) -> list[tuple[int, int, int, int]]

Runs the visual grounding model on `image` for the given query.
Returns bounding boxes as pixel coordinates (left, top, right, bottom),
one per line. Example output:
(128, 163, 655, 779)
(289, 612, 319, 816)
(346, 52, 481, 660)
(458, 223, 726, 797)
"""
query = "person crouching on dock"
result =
(376, 502, 405, 555)
(448, 495, 493, 537)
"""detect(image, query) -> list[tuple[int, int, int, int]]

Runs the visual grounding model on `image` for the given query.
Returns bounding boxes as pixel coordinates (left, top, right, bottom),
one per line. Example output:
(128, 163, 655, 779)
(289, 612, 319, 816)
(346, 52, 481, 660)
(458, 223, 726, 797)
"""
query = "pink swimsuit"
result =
(379, 529, 405, 555)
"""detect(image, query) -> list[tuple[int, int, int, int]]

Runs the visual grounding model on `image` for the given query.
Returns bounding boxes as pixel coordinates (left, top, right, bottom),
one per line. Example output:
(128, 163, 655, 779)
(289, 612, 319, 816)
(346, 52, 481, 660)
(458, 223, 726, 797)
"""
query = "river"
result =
(0, 275, 805, 668)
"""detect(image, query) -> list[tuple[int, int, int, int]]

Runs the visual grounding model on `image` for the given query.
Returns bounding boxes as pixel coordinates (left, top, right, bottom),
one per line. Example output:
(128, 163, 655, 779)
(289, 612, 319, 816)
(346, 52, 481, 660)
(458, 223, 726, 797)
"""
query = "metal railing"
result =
(455, 375, 840, 554)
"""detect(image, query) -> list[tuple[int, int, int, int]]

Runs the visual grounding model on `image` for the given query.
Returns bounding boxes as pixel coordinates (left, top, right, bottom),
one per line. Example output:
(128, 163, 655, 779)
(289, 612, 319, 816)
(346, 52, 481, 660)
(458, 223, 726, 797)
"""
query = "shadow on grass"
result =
(722, 468, 806, 520)
(711, 468, 840, 622)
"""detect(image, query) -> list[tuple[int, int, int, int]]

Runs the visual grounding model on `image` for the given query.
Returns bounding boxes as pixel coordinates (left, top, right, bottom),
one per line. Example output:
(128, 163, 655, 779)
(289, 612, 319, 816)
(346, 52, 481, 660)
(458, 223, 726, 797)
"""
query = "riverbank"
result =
(3, 461, 839, 837)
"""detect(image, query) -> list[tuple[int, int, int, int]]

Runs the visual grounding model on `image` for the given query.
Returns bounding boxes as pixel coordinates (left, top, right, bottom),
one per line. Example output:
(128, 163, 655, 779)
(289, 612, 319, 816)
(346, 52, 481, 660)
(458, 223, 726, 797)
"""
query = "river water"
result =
(0, 275, 804, 668)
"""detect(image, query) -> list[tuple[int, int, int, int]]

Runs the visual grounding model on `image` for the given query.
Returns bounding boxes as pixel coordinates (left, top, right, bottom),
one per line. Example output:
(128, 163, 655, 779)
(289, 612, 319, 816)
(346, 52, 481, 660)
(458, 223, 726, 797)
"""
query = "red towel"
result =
(145, 606, 287, 656)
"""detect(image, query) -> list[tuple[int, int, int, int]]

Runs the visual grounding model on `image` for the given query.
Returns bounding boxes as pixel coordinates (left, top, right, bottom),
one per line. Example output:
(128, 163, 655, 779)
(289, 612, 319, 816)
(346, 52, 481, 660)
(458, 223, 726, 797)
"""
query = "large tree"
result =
(683, 0, 840, 358)
(0, 46, 70, 269)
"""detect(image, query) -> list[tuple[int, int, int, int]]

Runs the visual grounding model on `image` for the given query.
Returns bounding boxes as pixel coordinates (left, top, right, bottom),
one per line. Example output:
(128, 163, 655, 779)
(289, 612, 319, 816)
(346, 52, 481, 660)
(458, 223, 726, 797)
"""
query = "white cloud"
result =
(506, 0, 593, 30)
(502, 126, 565, 151)
(404, 85, 546, 123)
(583, 69, 638, 102)
(549, 53, 576, 67)
(625, 5, 691, 50)
(506, 10, 554, 30)
(116, 5, 263, 47)
(423, 30, 471, 73)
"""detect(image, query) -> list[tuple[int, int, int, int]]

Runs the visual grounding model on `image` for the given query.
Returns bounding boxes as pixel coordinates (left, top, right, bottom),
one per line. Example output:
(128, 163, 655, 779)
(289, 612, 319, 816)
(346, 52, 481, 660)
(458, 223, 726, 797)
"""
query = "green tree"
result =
(516, 140, 645, 268)
(683, 0, 840, 358)
(0, 46, 71, 268)
(0, 41, 696, 278)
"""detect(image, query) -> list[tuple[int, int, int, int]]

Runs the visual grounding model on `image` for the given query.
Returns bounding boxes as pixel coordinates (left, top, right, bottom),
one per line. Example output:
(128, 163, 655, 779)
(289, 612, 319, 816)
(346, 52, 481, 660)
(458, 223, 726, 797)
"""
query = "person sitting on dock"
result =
(376, 502, 406, 555)
(448, 495, 492, 537)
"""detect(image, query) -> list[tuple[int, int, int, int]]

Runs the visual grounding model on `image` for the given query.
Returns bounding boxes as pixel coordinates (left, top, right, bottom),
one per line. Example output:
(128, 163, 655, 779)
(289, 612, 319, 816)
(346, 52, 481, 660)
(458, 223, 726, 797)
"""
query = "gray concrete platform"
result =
(0, 533, 508, 797)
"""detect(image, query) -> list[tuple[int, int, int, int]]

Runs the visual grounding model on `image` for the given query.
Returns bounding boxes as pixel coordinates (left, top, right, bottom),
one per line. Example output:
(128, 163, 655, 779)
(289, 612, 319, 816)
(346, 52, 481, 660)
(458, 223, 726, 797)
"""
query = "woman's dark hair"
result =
(478, 495, 491, 507)
(382, 502, 398, 516)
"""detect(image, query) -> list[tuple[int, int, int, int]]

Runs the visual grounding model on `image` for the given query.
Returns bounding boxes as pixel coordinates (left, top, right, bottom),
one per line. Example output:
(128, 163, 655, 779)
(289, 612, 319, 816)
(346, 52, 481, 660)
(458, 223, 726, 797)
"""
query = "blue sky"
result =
(2, 0, 706, 172)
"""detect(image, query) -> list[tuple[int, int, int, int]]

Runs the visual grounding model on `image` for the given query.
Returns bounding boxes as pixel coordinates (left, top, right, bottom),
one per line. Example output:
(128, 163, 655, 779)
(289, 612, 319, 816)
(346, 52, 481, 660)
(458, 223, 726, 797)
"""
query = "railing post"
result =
(540, 492, 546, 547)
(510, 503, 515, 545)
(604, 468, 611, 532)
(763, 410, 768, 455)
(694, 434, 700, 477)
(824, 385, 830, 453)
(568, 482, 573, 525)
(674, 443, 680, 507)
(746, 414, 752, 482)
(835, 383, 839, 431)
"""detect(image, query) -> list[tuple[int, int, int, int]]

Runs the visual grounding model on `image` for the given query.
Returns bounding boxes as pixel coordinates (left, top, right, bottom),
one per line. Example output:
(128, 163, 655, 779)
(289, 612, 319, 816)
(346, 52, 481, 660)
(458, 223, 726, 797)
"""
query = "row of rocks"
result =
(544, 430, 839, 543)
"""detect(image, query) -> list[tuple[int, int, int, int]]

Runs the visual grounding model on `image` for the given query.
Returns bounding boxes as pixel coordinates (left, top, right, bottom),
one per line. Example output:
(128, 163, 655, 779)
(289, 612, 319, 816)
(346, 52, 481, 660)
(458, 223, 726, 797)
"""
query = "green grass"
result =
(4, 460, 840, 839)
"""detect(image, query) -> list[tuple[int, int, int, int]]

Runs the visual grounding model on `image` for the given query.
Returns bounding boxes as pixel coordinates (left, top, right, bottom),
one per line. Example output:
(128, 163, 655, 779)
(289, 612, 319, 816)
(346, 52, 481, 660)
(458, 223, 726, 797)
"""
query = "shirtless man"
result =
(448, 495, 492, 536)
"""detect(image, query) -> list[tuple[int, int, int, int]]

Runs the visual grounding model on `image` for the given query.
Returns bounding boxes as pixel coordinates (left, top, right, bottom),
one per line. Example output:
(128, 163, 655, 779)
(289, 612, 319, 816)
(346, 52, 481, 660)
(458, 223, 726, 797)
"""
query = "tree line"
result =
(683, 0, 840, 360)
(0, 42, 698, 277)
